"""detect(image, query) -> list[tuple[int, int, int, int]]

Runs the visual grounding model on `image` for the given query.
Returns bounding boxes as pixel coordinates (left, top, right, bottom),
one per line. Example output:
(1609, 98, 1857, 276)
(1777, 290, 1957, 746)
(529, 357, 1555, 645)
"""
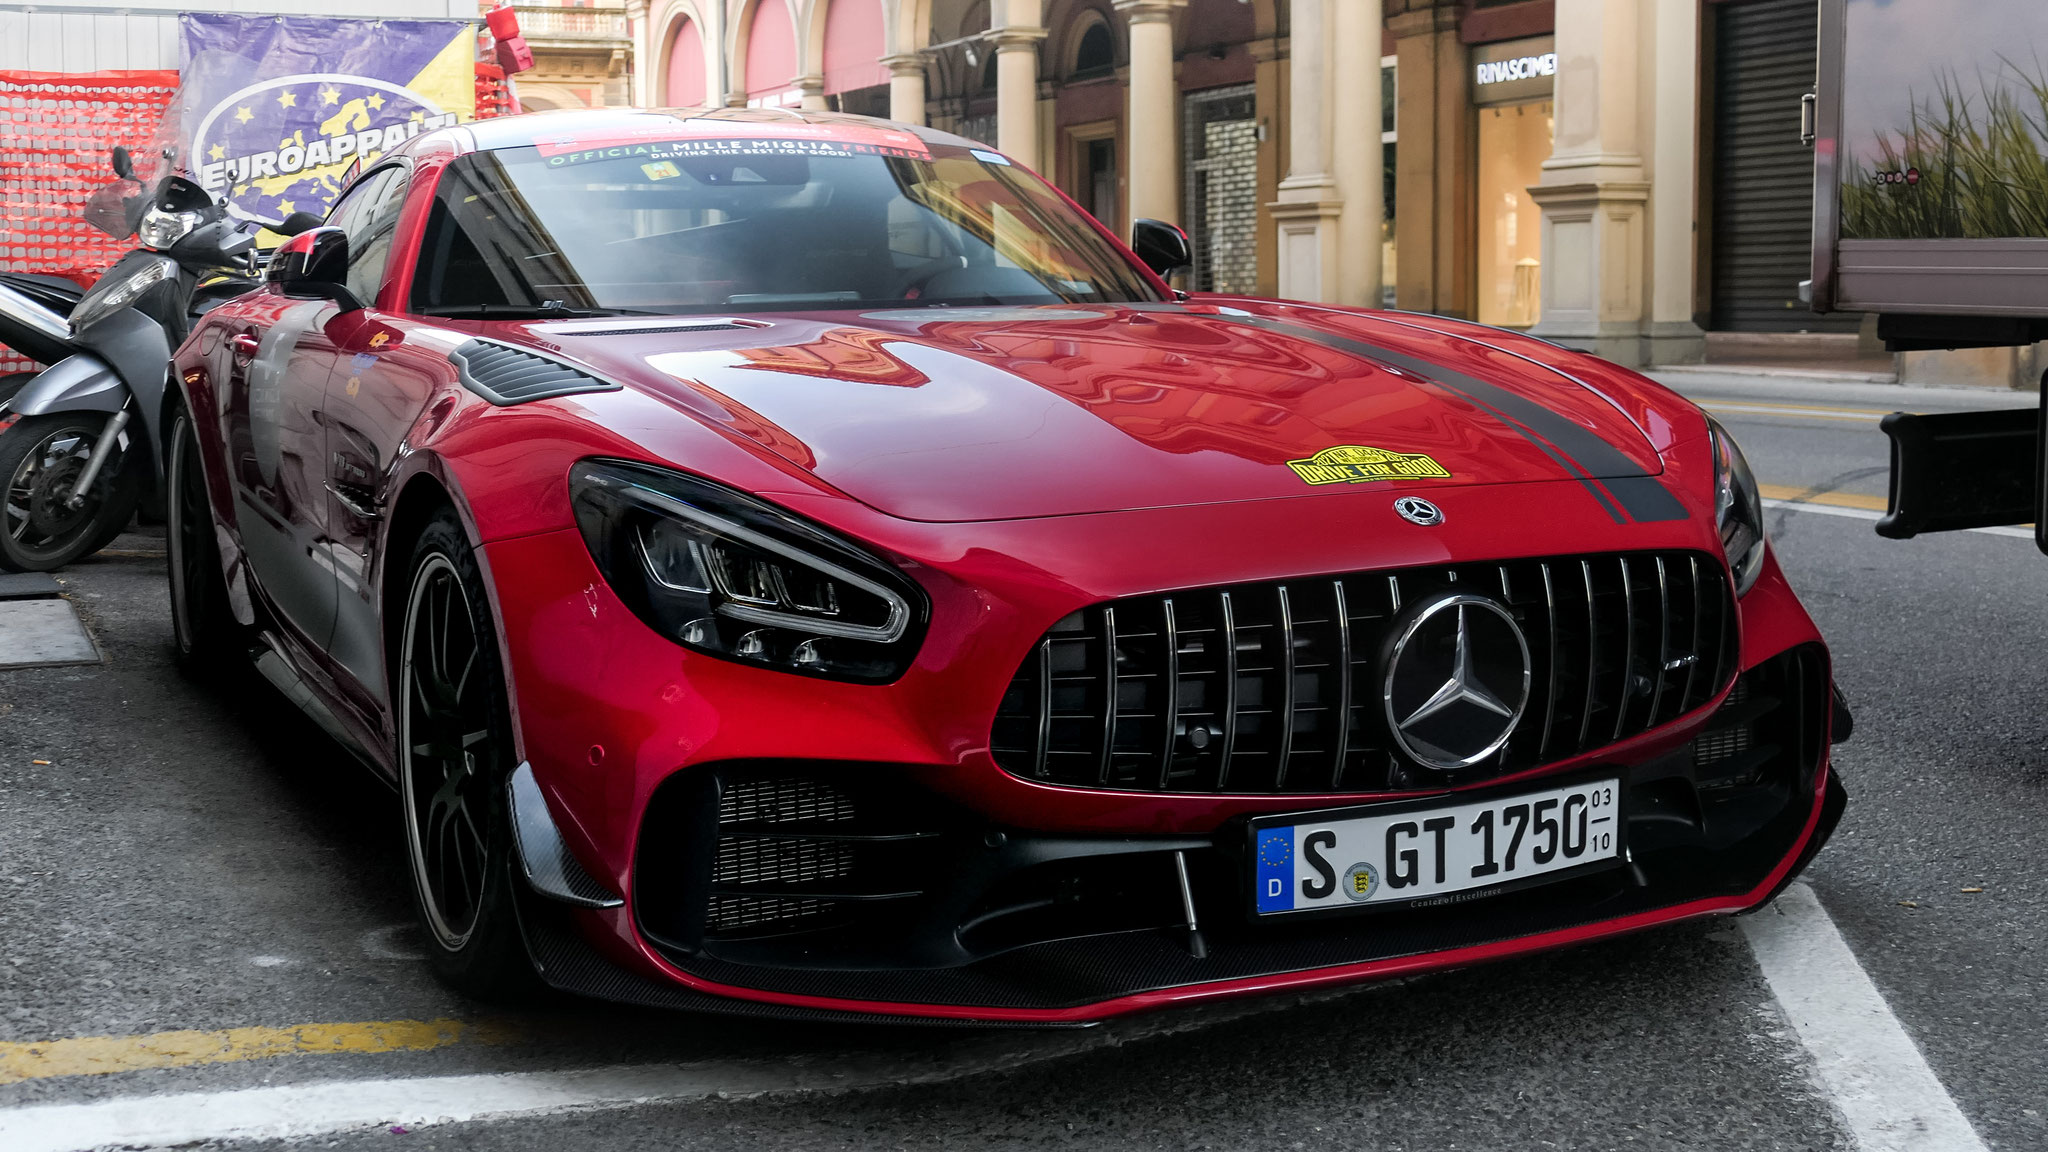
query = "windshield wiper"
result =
(417, 302, 654, 320)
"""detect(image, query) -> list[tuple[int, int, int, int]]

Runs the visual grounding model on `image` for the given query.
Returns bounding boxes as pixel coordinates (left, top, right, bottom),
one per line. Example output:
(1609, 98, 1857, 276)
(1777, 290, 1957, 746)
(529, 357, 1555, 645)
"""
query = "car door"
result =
(221, 170, 406, 651)
(317, 167, 433, 704)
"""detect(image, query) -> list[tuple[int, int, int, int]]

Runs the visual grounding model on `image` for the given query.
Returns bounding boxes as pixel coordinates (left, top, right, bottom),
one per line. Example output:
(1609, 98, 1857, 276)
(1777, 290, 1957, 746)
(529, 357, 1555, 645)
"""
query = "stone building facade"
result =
(618, 0, 1870, 370)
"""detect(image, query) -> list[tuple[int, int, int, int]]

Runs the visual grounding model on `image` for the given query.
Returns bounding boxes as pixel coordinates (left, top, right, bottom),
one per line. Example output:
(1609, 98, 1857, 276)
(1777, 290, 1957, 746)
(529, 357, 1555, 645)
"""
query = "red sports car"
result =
(169, 108, 1846, 1024)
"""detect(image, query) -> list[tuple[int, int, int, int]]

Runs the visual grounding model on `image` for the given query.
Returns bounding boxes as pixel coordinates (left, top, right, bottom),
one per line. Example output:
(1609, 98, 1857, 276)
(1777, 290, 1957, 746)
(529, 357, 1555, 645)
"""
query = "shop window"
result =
(1475, 100, 1552, 328)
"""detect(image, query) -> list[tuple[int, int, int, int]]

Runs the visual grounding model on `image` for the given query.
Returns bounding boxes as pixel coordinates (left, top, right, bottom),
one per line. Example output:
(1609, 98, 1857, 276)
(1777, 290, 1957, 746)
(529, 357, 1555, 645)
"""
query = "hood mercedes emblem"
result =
(1382, 593, 1531, 771)
(1393, 497, 1444, 526)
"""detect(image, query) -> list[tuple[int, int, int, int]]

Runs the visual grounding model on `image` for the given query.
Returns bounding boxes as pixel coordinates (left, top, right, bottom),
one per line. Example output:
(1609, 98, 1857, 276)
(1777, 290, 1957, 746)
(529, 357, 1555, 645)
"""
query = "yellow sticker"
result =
(1287, 444, 1452, 486)
(368, 332, 390, 349)
(641, 160, 682, 181)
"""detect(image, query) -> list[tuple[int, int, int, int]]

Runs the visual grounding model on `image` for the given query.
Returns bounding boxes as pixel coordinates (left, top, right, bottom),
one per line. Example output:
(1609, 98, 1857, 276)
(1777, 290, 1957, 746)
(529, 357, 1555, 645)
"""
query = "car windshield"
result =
(409, 131, 1161, 316)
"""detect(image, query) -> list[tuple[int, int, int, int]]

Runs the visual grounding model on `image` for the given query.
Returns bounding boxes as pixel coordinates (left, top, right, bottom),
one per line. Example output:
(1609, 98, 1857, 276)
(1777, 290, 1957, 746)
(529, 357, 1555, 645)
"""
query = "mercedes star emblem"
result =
(1393, 496, 1444, 526)
(1381, 592, 1532, 771)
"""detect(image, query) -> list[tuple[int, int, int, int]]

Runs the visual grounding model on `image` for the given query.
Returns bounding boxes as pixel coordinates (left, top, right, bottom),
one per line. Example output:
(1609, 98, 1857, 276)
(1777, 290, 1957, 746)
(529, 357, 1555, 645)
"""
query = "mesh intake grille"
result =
(990, 550, 1737, 795)
(450, 339, 620, 405)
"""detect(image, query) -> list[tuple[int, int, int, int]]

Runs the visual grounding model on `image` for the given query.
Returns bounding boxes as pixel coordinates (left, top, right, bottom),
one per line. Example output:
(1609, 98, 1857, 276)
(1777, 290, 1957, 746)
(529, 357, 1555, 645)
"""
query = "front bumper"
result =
(482, 486, 1840, 1024)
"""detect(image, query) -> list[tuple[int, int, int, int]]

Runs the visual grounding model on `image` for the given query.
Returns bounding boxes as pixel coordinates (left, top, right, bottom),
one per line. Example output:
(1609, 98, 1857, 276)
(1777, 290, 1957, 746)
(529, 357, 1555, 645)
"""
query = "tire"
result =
(398, 507, 535, 999)
(166, 401, 243, 674)
(0, 410, 143, 572)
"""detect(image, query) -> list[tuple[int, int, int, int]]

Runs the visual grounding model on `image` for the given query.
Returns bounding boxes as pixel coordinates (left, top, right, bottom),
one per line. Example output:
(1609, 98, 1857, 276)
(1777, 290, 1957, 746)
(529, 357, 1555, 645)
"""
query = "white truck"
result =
(1806, 0, 2048, 541)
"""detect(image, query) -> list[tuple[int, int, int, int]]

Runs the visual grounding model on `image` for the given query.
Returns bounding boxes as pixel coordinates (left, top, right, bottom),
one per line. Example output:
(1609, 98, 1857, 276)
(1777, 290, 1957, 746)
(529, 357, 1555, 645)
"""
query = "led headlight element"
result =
(570, 460, 927, 683)
(1708, 416, 1766, 596)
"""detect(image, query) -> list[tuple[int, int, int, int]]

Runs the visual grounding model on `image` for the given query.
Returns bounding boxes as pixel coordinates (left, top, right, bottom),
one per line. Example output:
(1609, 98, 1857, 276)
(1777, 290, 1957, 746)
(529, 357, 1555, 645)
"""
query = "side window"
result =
(342, 170, 410, 306)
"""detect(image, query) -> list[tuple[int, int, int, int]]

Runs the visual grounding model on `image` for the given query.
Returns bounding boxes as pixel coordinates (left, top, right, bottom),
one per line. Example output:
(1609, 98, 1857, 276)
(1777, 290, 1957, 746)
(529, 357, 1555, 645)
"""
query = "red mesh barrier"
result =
(0, 69, 179, 374)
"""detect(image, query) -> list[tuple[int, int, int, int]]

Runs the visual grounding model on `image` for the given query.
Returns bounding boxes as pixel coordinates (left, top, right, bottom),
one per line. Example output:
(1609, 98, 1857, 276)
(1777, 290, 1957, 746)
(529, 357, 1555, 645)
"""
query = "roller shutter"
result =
(1709, 0, 1857, 331)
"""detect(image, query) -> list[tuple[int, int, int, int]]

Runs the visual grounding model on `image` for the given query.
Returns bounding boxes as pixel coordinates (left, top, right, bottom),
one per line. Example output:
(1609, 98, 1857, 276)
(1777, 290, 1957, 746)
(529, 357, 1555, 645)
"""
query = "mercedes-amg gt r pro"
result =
(169, 108, 1847, 1024)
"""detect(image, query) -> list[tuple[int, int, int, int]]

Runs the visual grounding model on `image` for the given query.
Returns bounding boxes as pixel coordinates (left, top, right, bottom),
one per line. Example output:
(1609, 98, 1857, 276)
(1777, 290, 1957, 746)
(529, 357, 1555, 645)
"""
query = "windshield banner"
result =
(177, 14, 476, 224)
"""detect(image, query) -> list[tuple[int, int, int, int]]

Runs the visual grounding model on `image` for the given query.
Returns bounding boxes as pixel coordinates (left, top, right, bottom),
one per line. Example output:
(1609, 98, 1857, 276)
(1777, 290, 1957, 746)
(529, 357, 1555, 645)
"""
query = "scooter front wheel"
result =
(0, 411, 143, 572)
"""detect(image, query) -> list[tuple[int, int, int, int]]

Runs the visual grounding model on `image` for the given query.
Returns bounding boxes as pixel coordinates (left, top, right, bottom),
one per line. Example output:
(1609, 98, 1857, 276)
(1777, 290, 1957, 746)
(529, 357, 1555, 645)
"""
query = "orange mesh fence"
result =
(0, 69, 179, 373)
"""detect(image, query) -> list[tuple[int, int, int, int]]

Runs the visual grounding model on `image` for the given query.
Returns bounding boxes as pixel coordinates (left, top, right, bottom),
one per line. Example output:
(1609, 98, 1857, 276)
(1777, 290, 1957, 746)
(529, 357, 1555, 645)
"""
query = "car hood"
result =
(536, 303, 1672, 524)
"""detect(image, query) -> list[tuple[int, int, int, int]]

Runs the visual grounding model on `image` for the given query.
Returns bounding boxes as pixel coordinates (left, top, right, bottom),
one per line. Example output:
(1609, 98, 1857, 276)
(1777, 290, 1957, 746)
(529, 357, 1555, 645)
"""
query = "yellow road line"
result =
(1703, 401, 1897, 423)
(1758, 483, 1889, 512)
(0, 1018, 516, 1085)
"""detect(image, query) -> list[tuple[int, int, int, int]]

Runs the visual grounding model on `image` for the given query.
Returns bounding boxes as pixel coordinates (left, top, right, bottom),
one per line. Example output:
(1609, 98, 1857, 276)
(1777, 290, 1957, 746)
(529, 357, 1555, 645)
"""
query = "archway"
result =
(663, 15, 708, 106)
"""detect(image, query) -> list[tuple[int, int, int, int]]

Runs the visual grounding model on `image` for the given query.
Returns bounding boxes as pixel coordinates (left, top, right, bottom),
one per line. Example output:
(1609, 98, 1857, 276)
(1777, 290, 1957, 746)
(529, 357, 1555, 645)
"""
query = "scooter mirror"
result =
(275, 211, 325, 238)
(110, 146, 133, 180)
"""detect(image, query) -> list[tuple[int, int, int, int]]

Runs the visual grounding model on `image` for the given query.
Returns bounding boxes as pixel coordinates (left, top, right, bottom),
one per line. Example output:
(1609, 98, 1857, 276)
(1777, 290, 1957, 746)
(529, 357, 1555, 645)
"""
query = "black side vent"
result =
(450, 339, 622, 406)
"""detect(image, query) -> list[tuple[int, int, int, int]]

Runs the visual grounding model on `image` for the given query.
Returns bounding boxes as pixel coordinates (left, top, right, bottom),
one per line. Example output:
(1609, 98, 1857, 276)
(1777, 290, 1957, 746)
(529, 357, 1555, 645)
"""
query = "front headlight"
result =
(570, 460, 929, 683)
(1708, 416, 1766, 596)
(67, 260, 169, 337)
(137, 204, 201, 250)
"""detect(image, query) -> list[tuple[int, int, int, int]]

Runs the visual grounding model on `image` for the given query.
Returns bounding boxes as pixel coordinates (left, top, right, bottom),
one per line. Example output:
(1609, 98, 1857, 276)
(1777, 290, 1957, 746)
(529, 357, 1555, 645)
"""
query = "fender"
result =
(6, 353, 126, 416)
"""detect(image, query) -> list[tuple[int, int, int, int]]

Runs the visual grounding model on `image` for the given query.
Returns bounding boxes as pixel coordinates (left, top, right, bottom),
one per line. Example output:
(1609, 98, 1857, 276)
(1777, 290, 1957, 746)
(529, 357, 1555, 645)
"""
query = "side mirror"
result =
(1131, 218, 1192, 278)
(110, 146, 133, 180)
(268, 226, 364, 311)
(275, 211, 325, 238)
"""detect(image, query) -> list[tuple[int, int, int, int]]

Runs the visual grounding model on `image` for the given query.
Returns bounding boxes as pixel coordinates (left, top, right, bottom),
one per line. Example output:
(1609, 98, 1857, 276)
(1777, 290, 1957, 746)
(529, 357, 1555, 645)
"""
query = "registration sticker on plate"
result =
(1250, 778, 1621, 916)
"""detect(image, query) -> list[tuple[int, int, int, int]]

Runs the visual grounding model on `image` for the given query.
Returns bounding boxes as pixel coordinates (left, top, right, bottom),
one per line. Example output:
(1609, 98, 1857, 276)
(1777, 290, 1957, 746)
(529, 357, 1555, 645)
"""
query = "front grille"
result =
(990, 551, 1737, 795)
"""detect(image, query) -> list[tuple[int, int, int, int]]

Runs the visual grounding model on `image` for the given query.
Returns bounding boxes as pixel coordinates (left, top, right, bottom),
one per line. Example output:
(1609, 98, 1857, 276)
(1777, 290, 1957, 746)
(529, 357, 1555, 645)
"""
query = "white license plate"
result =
(1250, 777, 1622, 916)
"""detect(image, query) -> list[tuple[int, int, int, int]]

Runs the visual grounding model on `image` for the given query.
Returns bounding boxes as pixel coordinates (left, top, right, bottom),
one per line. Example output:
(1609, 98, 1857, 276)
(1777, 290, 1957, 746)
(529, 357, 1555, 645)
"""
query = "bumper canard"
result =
(1287, 445, 1452, 486)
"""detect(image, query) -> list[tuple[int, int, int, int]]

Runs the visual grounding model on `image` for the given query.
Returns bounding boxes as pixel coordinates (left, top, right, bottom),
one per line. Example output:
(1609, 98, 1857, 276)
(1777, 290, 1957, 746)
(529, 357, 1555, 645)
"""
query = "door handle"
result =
(229, 333, 260, 363)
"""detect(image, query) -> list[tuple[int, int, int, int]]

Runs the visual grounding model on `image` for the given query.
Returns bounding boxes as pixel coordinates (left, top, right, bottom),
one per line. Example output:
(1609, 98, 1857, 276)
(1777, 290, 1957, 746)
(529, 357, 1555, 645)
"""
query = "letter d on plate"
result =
(1256, 829, 1294, 913)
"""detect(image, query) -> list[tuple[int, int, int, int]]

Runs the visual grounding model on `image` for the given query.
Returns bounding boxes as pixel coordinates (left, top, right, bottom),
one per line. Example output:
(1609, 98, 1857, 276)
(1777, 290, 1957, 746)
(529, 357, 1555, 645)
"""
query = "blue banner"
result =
(177, 14, 476, 224)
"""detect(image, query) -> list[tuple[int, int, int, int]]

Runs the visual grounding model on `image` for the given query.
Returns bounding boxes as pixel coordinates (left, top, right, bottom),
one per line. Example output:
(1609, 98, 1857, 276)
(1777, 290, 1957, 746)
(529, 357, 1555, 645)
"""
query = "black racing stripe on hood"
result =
(1211, 313, 1687, 523)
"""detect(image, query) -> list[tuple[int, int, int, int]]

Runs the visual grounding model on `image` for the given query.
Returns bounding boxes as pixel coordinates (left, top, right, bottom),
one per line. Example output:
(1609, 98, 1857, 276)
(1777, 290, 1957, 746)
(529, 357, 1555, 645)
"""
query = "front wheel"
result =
(0, 411, 143, 572)
(398, 508, 534, 999)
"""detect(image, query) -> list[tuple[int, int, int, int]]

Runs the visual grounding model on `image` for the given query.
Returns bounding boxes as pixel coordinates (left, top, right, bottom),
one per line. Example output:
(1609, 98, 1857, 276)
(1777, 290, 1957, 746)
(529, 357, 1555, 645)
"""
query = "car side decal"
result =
(1201, 312, 1688, 525)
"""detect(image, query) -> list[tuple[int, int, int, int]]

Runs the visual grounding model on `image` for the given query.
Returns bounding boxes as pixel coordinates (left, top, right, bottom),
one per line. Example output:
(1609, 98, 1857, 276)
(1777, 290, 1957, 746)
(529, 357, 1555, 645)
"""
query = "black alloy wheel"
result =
(398, 509, 533, 997)
(0, 411, 143, 572)
(166, 403, 242, 673)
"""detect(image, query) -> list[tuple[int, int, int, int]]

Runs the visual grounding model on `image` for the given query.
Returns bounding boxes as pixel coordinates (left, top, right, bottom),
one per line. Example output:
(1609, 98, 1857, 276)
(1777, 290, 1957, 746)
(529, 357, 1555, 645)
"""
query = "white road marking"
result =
(0, 984, 1353, 1151)
(1706, 401, 1890, 423)
(1742, 883, 1988, 1152)
(1763, 497, 2036, 539)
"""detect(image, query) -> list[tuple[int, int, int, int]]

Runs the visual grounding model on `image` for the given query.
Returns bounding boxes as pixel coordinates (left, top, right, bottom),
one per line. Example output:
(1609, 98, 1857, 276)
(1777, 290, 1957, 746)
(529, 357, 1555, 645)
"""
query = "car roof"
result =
(420, 105, 989, 158)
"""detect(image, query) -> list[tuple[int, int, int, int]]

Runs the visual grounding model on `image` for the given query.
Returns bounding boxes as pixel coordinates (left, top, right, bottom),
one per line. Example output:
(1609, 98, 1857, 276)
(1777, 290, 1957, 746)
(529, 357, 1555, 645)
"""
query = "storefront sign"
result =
(1472, 36, 1556, 107)
(1476, 53, 1556, 87)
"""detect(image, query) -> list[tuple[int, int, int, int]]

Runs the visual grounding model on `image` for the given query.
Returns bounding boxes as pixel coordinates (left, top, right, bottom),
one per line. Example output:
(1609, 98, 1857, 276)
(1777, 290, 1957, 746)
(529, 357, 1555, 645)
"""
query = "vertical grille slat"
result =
(1272, 586, 1298, 790)
(1216, 590, 1240, 791)
(1155, 599, 1181, 790)
(991, 550, 1734, 795)
(1328, 580, 1354, 790)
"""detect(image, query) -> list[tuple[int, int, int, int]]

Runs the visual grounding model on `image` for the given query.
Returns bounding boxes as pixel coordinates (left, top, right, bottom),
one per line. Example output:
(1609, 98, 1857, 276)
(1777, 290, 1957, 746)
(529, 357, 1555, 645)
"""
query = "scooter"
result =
(0, 144, 316, 571)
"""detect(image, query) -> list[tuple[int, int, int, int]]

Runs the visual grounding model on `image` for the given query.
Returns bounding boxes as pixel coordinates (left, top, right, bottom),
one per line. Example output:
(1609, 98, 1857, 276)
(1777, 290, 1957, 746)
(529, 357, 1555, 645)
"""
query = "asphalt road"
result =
(1, 367, 2043, 1150)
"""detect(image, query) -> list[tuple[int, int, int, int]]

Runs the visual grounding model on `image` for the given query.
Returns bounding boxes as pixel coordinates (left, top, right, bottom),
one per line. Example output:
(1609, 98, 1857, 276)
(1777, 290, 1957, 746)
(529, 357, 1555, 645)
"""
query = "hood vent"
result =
(450, 339, 621, 406)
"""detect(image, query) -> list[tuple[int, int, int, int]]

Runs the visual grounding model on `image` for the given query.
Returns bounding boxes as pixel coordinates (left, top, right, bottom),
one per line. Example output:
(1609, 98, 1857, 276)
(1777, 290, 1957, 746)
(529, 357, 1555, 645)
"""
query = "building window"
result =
(1074, 23, 1114, 78)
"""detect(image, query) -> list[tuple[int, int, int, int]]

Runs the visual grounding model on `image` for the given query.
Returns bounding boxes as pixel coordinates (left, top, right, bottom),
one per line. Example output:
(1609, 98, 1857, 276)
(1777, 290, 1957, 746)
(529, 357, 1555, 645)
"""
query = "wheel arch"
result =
(378, 464, 531, 767)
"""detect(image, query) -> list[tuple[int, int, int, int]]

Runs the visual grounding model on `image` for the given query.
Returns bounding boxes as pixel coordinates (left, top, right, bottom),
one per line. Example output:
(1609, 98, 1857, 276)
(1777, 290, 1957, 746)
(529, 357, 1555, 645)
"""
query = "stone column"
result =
(1270, 0, 1340, 301)
(1647, 0, 1705, 364)
(1529, 0, 1651, 364)
(1329, 0, 1383, 308)
(1117, 0, 1185, 230)
(993, 0, 1048, 168)
(625, 0, 651, 107)
(883, 53, 927, 125)
(797, 74, 827, 111)
(1389, 3, 1474, 318)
